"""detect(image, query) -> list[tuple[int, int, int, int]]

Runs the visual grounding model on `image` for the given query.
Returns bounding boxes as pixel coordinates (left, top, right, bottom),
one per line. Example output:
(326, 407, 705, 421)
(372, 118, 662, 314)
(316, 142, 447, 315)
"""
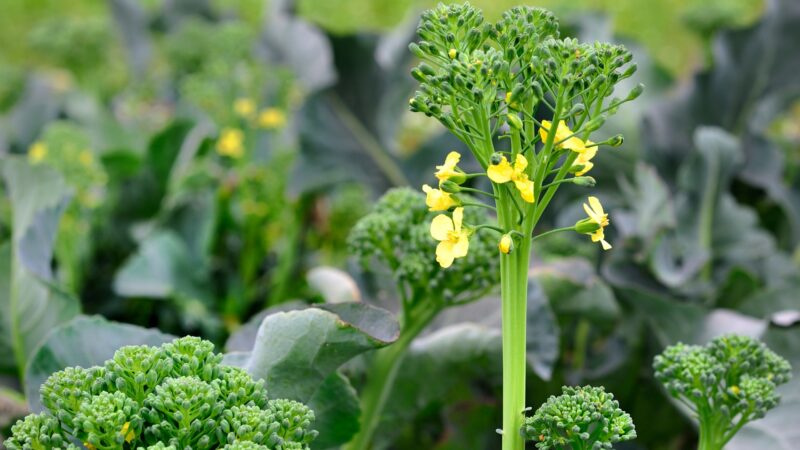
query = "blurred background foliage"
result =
(0, 0, 799, 449)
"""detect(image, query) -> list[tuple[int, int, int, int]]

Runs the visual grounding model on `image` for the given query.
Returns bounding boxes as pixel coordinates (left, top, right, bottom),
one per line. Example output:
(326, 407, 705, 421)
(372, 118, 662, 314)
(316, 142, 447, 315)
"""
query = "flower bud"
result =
(419, 63, 436, 77)
(584, 115, 607, 132)
(571, 176, 596, 187)
(490, 152, 504, 165)
(574, 218, 600, 234)
(506, 113, 523, 130)
(498, 234, 514, 254)
(409, 43, 425, 58)
(440, 180, 461, 193)
(448, 48, 457, 59)
(626, 83, 644, 101)
(410, 68, 426, 82)
(607, 134, 624, 147)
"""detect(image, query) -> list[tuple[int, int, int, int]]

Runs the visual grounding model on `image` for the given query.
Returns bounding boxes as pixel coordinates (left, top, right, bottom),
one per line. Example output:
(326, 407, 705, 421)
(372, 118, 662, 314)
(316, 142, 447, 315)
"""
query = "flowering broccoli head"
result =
(8, 336, 317, 450)
(653, 334, 792, 449)
(348, 187, 499, 305)
(522, 386, 636, 449)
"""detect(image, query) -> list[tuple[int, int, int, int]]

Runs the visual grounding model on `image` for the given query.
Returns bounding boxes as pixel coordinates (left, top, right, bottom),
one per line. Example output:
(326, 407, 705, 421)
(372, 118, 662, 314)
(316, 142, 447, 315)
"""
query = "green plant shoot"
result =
(408, 3, 641, 449)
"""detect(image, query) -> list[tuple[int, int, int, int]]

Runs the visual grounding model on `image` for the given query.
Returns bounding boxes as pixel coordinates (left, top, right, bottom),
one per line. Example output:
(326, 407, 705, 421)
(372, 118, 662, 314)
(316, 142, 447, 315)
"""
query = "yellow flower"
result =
(730, 385, 741, 395)
(435, 151, 461, 183)
(78, 150, 94, 167)
(120, 421, 135, 443)
(422, 184, 458, 211)
(234, 98, 256, 118)
(257, 108, 287, 129)
(28, 142, 47, 164)
(487, 154, 534, 203)
(430, 207, 470, 268)
(499, 234, 513, 254)
(572, 142, 596, 176)
(217, 128, 245, 159)
(582, 196, 611, 250)
(539, 120, 586, 152)
(448, 48, 457, 59)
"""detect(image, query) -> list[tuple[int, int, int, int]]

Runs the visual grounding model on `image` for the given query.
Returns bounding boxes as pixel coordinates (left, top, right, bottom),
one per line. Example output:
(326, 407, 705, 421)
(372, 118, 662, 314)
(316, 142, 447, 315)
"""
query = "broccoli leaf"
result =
(24, 315, 174, 412)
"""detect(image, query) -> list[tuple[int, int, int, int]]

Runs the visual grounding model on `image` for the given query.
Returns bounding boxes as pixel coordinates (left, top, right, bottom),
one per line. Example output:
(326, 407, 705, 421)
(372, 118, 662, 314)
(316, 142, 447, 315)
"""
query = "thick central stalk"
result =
(497, 185, 531, 450)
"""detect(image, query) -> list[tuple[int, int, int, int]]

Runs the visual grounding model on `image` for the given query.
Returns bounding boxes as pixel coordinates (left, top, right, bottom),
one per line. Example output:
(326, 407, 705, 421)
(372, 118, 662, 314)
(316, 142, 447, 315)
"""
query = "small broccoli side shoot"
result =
(653, 334, 792, 450)
(522, 386, 636, 449)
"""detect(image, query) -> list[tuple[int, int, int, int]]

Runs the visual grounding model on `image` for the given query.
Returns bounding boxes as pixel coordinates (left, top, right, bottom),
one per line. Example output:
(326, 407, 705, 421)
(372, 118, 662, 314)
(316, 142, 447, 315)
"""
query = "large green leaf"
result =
(24, 315, 174, 412)
(232, 303, 398, 448)
(3, 158, 79, 377)
(243, 303, 398, 402)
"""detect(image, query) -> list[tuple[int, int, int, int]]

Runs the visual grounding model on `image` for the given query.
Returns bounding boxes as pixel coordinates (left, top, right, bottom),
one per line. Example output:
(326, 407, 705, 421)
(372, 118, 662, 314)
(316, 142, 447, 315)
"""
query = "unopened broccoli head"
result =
(348, 187, 499, 305)
(40, 366, 107, 429)
(8, 336, 317, 450)
(4, 413, 77, 450)
(522, 386, 636, 449)
(653, 334, 792, 449)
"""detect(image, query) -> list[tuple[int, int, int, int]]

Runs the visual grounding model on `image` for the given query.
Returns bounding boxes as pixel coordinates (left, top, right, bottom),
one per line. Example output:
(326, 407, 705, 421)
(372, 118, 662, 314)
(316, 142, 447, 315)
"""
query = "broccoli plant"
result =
(653, 334, 792, 450)
(5, 336, 317, 450)
(406, 3, 640, 449)
(522, 386, 636, 450)
(345, 187, 500, 449)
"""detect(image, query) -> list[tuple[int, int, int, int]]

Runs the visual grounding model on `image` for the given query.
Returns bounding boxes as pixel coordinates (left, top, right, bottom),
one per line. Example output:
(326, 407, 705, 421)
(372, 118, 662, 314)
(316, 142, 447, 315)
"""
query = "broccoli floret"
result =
(522, 386, 636, 449)
(9, 336, 317, 450)
(104, 345, 173, 403)
(4, 413, 76, 450)
(266, 399, 318, 446)
(653, 334, 792, 450)
(348, 187, 499, 304)
(141, 376, 225, 448)
(218, 405, 282, 447)
(161, 336, 222, 380)
(213, 366, 269, 409)
(73, 391, 142, 450)
(137, 443, 176, 450)
(221, 442, 270, 450)
(40, 366, 107, 429)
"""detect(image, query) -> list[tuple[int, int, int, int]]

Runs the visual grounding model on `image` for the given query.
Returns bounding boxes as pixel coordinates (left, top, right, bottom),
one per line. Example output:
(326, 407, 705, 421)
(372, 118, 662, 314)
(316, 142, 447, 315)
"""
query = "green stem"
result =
(531, 226, 575, 242)
(346, 301, 440, 450)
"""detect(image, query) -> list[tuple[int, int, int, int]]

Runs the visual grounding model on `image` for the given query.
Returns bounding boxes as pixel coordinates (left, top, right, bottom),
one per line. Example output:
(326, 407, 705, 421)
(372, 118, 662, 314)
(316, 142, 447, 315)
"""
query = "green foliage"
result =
(8, 336, 318, 449)
(522, 385, 636, 450)
(653, 334, 792, 450)
(349, 187, 499, 304)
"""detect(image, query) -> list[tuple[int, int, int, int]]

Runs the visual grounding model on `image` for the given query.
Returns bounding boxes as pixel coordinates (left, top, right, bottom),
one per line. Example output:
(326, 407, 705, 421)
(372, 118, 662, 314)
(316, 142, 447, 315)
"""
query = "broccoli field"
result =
(1, 1, 799, 449)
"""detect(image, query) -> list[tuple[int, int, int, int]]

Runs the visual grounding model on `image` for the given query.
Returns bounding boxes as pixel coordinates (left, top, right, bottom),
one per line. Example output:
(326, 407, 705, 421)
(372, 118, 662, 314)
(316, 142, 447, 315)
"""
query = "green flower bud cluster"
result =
(522, 386, 636, 449)
(7, 336, 317, 450)
(347, 187, 499, 305)
(653, 334, 792, 450)
(408, 2, 640, 160)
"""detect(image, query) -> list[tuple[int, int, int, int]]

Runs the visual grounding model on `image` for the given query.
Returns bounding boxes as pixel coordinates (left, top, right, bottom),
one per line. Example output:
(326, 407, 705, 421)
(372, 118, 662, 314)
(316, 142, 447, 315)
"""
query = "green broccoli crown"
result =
(522, 385, 636, 449)
(40, 366, 107, 429)
(4, 413, 76, 450)
(74, 391, 142, 450)
(348, 187, 499, 304)
(653, 334, 792, 444)
(161, 336, 223, 380)
(104, 345, 173, 403)
(9, 336, 317, 450)
(221, 442, 270, 450)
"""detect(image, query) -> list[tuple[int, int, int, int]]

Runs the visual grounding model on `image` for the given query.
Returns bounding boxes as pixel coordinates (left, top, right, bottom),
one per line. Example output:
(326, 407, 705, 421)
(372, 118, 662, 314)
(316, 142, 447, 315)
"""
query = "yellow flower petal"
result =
(600, 239, 612, 250)
(258, 108, 286, 129)
(430, 214, 454, 241)
(499, 234, 513, 254)
(28, 142, 47, 164)
(488, 156, 514, 183)
(513, 154, 528, 172)
(452, 207, 464, 232)
(234, 98, 256, 118)
(423, 184, 457, 211)
(588, 196, 605, 217)
(452, 232, 469, 258)
(436, 240, 456, 268)
(436, 151, 461, 181)
(514, 177, 535, 203)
